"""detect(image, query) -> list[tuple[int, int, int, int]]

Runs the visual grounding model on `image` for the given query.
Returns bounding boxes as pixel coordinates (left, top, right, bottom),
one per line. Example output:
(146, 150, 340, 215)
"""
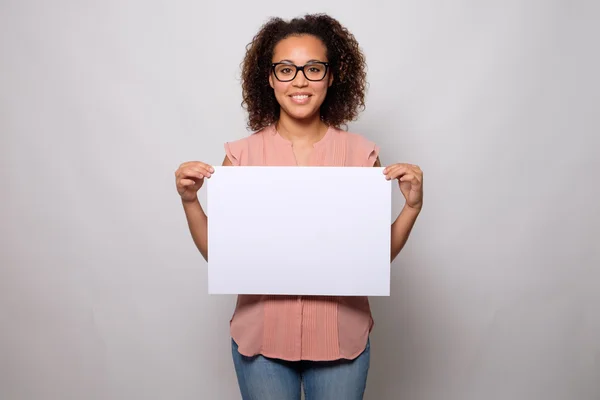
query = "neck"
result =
(276, 112, 328, 145)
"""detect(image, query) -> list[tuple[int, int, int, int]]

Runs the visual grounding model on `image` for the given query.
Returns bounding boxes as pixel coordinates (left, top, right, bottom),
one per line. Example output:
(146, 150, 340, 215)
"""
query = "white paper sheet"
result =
(206, 166, 391, 296)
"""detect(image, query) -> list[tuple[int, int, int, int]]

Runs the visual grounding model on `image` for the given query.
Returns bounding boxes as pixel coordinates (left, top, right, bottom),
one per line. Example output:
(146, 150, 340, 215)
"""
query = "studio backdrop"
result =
(1, 1, 598, 399)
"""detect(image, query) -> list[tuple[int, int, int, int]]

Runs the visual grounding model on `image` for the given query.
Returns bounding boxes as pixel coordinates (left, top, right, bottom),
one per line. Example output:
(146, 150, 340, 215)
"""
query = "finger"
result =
(411, 165, 423, 177)
(385, 166, 409, 180)
(179, 162, 215, 173)
(182, 166, 213, 179)
(382, 164, 394, 174)
(179, 169, 206, 180)
(188, 166, 213, 178)
(197, 162, 215, 173)
(383, 163, 414, 172)
(400, 174, 421, 187)
(179, 178, 197, 187)
(383, 163, 402, 174)
(383, 164, 404, 174)
(386, 164, 422, 180)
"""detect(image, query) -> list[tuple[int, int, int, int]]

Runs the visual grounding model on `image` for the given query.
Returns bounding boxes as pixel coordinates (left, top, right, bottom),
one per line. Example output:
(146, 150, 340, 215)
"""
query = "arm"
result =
(180, 155, 232, 261)
(374, 157, 423, 262)
(390, 202, 421, 262)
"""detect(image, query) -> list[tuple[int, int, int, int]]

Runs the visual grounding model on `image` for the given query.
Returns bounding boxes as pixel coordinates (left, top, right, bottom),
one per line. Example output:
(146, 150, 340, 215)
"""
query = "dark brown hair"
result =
(240, 14, 367, 131)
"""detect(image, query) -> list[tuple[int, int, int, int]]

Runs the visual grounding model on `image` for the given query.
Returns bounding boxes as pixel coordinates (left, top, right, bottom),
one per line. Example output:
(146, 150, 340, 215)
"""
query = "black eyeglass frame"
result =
(271, 61, 330, 82)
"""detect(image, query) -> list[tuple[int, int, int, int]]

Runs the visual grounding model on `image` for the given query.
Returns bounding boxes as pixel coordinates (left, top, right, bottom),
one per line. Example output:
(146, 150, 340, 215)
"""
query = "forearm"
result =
(390, 205, 421, 262)
(182, 198, 209, 261)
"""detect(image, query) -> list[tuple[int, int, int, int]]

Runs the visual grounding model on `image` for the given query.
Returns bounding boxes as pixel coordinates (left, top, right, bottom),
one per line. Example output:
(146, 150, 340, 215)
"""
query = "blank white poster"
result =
(206, 166, 392, 296)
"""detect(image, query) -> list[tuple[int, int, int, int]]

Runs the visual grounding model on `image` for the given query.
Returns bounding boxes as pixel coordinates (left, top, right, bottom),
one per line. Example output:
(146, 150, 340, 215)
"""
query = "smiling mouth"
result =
(291, 94, 311, 100)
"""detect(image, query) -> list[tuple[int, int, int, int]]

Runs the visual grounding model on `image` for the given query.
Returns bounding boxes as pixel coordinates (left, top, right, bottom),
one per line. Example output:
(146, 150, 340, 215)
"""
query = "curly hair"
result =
(240, 14, 367, 131)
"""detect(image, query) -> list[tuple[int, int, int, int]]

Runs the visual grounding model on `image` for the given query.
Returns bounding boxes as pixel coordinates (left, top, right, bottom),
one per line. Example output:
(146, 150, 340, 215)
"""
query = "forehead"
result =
(272, 34, 328, 63)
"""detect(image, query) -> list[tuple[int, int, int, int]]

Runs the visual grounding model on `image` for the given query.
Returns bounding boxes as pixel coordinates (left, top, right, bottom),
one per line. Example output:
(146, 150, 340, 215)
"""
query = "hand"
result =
(175, 161, 214, 202)
(384, 163, 423, 210)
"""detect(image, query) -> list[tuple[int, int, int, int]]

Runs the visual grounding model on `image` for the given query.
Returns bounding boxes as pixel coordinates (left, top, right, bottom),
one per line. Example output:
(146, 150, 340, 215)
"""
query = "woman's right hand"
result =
(175, 161, 214, 202)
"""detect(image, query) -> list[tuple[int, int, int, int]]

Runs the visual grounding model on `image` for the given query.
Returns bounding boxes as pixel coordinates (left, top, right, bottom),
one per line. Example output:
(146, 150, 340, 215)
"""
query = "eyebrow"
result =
(274, 59, 326, 64)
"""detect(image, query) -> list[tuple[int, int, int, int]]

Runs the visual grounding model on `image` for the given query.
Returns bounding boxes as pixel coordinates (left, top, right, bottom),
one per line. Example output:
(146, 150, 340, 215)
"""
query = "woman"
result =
(175, 13, 423, 400)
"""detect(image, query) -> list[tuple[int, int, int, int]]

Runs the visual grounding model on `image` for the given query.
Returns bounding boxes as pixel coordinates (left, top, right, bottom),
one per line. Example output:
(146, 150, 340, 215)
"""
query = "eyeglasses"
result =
(271, 61, 330, 82)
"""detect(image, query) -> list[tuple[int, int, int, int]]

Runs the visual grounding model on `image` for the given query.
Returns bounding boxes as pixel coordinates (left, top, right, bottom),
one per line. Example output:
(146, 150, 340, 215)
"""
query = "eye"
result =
(307, 64, 324, 73)
(275, 64, 294, 76)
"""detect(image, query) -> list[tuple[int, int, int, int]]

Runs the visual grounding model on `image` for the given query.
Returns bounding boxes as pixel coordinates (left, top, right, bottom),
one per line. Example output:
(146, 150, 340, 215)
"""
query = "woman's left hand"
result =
(383, 163, 423, 210)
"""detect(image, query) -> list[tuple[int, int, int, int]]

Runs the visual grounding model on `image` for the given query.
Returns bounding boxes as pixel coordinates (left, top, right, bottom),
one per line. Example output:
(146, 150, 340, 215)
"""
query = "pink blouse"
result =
(224, 123, 380, 361)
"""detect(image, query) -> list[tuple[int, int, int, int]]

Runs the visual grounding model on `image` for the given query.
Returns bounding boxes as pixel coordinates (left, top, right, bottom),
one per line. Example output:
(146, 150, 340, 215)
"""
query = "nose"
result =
(292, 69, 308, 87)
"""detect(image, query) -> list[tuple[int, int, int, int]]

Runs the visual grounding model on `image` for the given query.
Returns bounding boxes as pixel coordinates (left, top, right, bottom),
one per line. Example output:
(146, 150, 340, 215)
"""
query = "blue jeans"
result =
(231, 338, 370, 400)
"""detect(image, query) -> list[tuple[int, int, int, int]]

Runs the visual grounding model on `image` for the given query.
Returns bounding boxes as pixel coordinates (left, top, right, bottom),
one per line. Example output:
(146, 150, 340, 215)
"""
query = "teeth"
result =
(293, 95, 308, 99)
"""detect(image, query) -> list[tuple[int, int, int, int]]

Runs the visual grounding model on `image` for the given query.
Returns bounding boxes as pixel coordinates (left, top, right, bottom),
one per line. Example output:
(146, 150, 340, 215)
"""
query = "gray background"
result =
(1, 1, 599, 399)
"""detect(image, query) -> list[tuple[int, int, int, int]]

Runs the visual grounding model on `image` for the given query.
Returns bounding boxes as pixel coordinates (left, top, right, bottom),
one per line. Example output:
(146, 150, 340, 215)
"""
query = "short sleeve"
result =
(366, 142, 380, 167)
(224, 138, 247, 166)
(348, 133, 380, 167)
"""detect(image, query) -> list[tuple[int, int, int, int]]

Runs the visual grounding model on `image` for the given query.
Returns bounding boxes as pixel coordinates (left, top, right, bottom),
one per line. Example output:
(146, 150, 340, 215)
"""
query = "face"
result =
(269, 34, 333, 121)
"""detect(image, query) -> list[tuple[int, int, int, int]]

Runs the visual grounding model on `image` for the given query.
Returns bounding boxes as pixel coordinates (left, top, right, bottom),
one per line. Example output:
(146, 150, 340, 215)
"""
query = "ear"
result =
(328, 73, 334, 87)
(269, 73, 275, 89)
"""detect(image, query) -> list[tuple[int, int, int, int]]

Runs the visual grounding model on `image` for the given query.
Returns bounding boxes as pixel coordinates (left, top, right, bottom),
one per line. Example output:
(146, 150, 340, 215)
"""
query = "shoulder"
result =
(330, 126, 377, 147)
(224, 125, 272, 166)
(331, 127, 380, 167)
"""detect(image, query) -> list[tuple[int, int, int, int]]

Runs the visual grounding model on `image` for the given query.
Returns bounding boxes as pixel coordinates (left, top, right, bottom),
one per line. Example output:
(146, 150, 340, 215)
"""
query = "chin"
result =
(283, 105, 320, 121)
(290, 111, 317, 121)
